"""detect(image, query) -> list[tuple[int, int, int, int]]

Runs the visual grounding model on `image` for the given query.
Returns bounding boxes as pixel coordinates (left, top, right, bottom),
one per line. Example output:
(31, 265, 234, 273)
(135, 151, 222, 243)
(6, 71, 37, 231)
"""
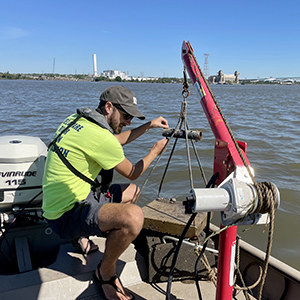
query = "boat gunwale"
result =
(209, 223, 300, 285)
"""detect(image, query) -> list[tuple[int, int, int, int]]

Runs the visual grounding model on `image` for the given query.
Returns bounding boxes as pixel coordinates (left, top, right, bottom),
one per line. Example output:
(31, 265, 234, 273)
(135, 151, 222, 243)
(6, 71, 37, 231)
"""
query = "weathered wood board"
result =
(142, 199, 210, 238)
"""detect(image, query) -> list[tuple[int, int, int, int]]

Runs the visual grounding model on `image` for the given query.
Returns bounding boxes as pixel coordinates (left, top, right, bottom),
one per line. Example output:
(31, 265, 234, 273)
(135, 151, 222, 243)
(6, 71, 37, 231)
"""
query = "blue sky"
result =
(1, 0, 299, 79)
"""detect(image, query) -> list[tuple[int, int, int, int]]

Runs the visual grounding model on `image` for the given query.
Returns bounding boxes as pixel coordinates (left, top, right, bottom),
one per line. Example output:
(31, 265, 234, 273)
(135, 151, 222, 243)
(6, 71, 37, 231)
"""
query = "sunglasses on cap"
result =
(114, 104, 133, 120)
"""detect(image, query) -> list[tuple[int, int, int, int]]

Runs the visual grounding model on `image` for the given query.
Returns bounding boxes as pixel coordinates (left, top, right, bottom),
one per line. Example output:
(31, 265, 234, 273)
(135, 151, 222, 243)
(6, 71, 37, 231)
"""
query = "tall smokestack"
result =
(92, 54, 98, 77)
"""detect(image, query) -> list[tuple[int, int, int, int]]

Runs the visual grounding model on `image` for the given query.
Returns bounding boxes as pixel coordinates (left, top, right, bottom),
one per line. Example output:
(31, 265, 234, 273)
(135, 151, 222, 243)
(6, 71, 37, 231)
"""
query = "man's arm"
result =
(115, 116, 169, 146)
(114, 138, 168, 180)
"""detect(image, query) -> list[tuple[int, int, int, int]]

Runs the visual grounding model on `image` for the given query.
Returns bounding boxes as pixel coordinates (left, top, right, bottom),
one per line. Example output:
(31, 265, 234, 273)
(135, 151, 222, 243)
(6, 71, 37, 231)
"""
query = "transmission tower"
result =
(204, 54, 209, 78)
(53, 57, 55, 74)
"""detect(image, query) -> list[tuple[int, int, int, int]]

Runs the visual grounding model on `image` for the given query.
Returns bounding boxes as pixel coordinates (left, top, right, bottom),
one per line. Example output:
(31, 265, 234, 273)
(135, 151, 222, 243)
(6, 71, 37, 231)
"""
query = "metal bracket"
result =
(15, 236, 33, 273)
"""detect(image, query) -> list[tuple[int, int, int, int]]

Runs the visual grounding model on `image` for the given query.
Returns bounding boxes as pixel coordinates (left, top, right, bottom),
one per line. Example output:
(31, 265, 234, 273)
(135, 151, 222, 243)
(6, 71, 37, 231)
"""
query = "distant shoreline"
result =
(1, 73, 299, 85)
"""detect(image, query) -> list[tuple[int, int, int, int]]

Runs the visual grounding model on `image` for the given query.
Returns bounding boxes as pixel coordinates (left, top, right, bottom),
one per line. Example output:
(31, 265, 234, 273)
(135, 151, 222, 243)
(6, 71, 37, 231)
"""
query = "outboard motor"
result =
(0, 136, 67, 274)
(0, 135, 47, 227)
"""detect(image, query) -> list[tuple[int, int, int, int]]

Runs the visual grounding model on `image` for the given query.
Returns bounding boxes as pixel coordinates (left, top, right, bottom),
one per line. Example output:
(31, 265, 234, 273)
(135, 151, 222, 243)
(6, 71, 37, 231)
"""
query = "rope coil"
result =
(254, 181, 278, 214)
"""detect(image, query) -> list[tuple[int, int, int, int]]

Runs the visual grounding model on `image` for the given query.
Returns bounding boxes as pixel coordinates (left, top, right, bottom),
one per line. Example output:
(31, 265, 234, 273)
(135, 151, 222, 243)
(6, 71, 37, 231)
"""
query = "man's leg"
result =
(96, 202, 143, 300)
(118, 183, 140, 204)
(74, 183, 139, 257)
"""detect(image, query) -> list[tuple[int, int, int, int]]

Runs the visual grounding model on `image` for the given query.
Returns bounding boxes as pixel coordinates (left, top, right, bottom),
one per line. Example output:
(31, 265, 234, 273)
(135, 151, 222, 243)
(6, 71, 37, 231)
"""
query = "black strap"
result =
(48, 114, 82, 148)
(52, 142, 99, 187)
(49, 114, 100, 188)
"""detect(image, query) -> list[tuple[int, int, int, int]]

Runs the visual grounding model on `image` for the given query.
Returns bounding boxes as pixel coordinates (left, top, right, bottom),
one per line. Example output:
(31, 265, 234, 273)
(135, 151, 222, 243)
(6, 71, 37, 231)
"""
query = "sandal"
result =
(72, 237, 99, 254)
(93, 261, 135, 300)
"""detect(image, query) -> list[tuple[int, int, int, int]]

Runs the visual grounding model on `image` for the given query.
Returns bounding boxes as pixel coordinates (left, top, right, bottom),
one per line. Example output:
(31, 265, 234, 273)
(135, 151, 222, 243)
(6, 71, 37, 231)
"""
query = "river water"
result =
(1, 80, 299, 270)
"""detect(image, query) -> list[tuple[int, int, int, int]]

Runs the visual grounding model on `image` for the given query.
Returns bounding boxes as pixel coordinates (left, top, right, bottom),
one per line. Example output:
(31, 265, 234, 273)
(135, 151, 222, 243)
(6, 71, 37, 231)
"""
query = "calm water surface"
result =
(1, 80, 299, 270)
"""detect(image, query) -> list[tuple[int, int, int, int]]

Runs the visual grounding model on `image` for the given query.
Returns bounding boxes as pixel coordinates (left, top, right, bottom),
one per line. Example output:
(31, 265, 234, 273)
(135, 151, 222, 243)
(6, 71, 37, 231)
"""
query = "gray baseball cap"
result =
(100, 86, 145, 120)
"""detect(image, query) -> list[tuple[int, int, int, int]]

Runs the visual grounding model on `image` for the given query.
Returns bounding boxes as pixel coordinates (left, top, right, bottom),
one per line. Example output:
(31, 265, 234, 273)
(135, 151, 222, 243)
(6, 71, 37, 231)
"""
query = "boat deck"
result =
(0, 237, 253, 300)
(2, 199, 299, 299)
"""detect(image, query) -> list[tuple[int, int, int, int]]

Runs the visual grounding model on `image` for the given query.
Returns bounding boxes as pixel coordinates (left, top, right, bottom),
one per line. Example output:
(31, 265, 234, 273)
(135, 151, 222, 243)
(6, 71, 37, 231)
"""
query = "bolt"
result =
(45, 227, 53, 236)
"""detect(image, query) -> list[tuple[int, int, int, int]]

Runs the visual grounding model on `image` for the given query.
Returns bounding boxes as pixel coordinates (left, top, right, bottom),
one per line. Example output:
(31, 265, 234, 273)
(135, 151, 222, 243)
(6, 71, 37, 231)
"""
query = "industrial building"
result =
(208, 70, 239, 84)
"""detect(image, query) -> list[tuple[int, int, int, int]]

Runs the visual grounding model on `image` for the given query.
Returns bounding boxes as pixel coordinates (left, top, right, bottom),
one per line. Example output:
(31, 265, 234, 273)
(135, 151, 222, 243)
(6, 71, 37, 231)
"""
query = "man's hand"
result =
(151, 138, 168, 156)
(116, 116, 169, 146)
(115, 138, 169, 180)
(150, 116, 169, 129)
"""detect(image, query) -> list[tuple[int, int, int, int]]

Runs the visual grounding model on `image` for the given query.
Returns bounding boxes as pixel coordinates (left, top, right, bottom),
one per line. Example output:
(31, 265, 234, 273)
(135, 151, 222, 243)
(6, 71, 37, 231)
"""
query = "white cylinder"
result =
(192, 188, 230, 212)
(92, 54, 98, 76)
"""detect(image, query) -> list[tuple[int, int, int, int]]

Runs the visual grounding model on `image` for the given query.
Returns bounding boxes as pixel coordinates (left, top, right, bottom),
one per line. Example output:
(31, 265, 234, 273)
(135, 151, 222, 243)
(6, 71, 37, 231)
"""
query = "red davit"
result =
(181, 40, 250, 300)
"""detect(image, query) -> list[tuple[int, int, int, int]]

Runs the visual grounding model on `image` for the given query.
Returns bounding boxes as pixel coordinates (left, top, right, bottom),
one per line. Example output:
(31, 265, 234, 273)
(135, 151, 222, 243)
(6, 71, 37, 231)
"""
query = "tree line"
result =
(0, 72, 183, 83)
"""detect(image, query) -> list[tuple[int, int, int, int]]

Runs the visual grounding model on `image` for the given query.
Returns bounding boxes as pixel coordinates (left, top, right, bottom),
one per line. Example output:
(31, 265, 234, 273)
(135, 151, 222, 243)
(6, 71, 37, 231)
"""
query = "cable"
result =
(165, 212, 197, 300)
(166, 173, 218, 300)
(0, 190, 43, 249)
(194, 212, 211, 300)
